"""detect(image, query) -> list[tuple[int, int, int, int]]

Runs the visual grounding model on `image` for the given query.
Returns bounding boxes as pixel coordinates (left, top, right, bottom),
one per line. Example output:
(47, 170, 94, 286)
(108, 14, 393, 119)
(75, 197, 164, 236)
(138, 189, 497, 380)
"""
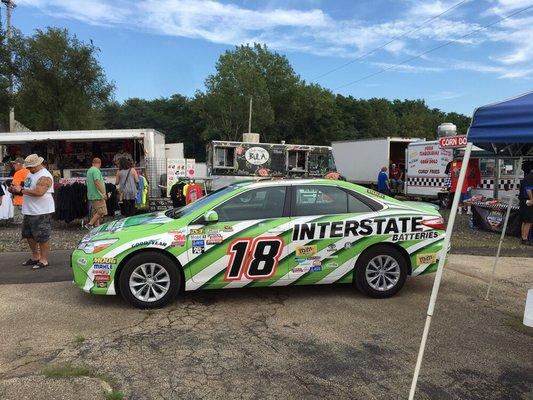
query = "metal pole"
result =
(408, 142, 473, 400)
(248, 96, 252, 133)
(3, 0, 15, 132)
(485, 156, 523, 300)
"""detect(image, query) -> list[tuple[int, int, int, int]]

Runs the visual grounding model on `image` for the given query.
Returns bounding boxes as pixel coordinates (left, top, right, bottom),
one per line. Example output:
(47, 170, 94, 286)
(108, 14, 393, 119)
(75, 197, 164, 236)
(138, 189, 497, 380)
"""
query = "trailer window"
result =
(214, 147, 235, 169)
(288, 150, 307, 171)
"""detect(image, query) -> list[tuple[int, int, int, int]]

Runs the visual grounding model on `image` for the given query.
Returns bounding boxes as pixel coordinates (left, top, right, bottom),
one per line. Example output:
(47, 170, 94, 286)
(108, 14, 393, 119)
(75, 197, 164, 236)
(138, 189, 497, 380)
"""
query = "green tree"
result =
(13, 27, 113, 130)
(197, 43, 302, 142)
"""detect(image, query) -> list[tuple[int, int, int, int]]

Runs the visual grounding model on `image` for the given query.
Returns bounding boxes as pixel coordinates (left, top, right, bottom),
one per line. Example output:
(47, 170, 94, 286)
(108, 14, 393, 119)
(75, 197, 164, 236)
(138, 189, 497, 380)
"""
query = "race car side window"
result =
(292, 185, 375, 216)
(292, 185, 344, 216)
(214, 186, 288, 222)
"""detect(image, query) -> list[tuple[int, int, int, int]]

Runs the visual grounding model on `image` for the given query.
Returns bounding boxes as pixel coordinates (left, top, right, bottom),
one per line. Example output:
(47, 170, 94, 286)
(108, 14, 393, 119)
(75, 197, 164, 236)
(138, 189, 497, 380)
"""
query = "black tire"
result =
(119, 251, 181, 309)
(354, 245, 408, 298)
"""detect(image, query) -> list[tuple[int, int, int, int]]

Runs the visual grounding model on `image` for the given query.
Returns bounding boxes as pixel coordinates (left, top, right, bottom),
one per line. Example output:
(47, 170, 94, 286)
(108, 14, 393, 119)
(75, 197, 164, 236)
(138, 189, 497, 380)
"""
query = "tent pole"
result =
(485, 156, 523, 301)
(409, 142, 473, 400)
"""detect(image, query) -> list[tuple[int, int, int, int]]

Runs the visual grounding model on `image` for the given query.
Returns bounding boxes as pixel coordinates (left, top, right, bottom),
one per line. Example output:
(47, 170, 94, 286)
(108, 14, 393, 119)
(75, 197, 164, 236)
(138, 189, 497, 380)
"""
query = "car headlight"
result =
(77, 239, 118, 254)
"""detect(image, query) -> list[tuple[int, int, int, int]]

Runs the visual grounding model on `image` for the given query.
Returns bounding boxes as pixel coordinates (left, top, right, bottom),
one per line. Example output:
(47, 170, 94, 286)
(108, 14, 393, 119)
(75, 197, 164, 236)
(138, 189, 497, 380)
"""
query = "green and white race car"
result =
(72, 179, 447, 308)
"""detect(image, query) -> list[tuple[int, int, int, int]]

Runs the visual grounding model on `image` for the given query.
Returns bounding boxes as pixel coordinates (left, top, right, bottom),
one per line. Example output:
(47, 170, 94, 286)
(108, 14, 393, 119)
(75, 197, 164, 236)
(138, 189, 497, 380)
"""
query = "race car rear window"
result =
(292, 185, 374, 216)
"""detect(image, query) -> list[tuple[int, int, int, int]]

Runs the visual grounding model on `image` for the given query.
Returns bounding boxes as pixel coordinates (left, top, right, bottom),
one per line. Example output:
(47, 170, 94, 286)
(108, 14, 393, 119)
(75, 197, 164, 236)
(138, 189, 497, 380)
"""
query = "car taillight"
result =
(421, 216, 446, 230)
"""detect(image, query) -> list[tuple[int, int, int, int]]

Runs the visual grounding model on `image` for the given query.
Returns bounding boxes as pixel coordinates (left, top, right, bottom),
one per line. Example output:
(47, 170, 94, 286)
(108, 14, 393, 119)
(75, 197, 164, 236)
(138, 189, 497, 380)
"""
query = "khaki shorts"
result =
(90, 199, 108, 217)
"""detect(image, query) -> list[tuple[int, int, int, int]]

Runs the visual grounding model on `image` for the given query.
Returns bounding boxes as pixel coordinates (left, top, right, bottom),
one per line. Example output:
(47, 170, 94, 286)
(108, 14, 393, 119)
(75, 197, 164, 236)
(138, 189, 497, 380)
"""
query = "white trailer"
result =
(405, 140, 453, 199)
(332, 137, 421, 184)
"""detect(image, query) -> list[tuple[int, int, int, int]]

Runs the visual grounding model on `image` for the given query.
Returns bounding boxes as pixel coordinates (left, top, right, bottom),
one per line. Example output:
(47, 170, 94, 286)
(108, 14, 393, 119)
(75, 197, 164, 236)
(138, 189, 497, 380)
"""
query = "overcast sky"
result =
(10, 0, 533, 114)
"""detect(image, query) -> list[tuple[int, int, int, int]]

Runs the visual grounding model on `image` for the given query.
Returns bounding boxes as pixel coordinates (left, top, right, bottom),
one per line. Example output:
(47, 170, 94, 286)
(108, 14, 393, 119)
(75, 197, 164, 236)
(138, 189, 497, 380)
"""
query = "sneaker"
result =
(22, 258, 39, 266)
(85, 224, 94, 230)
(520, 239, 532, 246)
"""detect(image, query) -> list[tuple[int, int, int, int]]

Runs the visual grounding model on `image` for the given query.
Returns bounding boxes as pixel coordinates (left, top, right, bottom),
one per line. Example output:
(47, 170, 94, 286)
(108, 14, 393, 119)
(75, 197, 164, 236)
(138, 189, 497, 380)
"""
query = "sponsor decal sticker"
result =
(344, 242, 352, 250)
(223, 226, 234, 232)
(416, 253, 437, 265)
(190, 228, 204, 235)
(295, 245, 317, 257)
(192, 239, 205, 247)
(292, 216, 425, 241)
(131, 240, 168, 249)
(93, 257, 116, 264)
(325, 262, 339, 269)
(94, 273, 110, 283)
(92, 263, 113, 270)
(192, 246, 205, 254)
(292, 266, 310, 273)
(172, 233, 186, 246)
(326, 244, 337, 252)
(96, 282, 108, 288)
(309, 265, 322, 272)
(77, 258, 87, 266)
(206, 234, 224, 245)
(367, 189, 385, 198)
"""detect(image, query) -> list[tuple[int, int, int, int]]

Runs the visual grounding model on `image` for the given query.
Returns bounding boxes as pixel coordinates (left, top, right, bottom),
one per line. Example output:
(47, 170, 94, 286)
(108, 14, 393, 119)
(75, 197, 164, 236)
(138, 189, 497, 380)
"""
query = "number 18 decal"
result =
(224, 237, 284, 281)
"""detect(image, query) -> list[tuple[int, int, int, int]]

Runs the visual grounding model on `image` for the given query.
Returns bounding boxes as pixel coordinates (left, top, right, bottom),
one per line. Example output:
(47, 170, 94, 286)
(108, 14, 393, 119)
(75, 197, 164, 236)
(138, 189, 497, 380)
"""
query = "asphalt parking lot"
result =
(0, 253, 531, 400)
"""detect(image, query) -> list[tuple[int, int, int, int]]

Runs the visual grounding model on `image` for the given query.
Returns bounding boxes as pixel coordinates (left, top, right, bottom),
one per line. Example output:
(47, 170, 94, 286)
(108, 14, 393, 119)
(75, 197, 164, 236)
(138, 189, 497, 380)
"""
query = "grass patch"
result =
(105, 390, 125, 400)
(43, 363, 124, 399)
(74, 335, 86, 343)
(43, 363, 92, 378)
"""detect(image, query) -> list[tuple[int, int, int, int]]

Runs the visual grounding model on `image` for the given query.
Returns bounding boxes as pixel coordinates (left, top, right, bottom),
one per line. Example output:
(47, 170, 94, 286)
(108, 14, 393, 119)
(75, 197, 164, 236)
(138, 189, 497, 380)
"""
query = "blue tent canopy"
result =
(467, 91, 533, 156)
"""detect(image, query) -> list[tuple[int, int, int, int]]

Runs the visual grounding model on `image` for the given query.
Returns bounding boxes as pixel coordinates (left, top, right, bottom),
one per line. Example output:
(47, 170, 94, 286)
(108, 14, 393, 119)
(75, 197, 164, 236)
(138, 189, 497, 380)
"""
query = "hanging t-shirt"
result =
(22, 168, 55, 215)
(185, 183, 204, 204)
(450, 159, 481, 193)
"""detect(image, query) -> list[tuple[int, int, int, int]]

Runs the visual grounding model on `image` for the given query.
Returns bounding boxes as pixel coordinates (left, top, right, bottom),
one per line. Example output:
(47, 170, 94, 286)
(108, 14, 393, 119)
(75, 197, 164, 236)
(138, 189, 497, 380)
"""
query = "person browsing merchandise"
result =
(86, 157, 108, 229)
(10, 154, 55, 270)
(8, 157, 29, 224)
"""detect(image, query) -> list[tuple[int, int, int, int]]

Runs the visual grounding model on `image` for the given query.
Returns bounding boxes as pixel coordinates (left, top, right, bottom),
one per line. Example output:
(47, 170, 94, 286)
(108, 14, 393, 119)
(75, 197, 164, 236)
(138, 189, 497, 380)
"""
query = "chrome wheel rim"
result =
(365, 255, 400, 291)
(129, 263, 170, 303)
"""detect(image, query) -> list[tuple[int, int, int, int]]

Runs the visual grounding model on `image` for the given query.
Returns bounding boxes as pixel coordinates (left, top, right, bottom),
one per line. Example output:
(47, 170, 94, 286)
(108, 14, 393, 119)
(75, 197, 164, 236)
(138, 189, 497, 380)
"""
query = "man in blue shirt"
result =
(377, 166, 390, 195)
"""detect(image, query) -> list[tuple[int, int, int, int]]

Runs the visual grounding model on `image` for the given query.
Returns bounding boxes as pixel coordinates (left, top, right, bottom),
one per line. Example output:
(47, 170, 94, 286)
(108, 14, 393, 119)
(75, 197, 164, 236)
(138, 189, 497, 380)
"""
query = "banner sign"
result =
(438, 135, 467, 149)
(471, 205, 521, 237)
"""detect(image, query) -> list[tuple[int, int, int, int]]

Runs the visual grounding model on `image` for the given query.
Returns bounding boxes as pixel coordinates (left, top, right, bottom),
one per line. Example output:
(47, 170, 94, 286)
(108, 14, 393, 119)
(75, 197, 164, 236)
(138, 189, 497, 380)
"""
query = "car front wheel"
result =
(354, 245, 408, 298)
(119, 252, 181, 308)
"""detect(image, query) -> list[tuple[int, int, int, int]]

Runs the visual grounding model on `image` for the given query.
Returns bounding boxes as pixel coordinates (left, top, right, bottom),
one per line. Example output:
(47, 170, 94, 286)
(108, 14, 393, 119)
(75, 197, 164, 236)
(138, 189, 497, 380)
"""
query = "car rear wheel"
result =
(119, 252, 181, 308)
(354, 245, 408, 298)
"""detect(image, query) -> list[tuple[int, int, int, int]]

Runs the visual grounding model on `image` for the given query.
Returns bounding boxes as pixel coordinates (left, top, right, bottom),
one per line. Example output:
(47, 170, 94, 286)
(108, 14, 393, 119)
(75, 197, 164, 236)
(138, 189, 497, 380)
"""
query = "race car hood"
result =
(82, 212, 174, 242)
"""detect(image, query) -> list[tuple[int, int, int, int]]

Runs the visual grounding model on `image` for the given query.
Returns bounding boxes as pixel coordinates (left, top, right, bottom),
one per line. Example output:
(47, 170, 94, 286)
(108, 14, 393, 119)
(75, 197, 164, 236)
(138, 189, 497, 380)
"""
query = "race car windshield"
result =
(165, 185, 240, 219)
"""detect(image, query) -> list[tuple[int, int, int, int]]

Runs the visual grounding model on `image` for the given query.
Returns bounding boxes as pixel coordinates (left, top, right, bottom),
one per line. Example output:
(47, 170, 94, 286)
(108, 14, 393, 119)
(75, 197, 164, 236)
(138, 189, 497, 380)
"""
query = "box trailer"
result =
(207, 140, 337, 190)
(332, 137, 422, 185)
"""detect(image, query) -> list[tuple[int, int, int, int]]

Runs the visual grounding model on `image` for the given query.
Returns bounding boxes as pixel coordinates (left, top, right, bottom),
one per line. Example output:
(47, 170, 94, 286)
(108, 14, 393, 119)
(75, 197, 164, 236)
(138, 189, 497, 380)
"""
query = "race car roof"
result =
(467, 91, 533, 156)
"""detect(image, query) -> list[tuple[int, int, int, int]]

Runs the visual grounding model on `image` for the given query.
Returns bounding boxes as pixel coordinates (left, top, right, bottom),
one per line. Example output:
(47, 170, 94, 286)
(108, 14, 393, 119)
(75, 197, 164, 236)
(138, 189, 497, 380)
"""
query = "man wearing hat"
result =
(10, 154, 55, 270)
(8, 157, 29, 224)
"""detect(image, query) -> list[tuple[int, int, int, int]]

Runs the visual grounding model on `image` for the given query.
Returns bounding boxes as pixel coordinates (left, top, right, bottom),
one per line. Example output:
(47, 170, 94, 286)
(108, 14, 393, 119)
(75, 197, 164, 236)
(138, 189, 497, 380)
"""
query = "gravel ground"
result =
(1, 211, 531, 256)
(0, 255, 531, 399)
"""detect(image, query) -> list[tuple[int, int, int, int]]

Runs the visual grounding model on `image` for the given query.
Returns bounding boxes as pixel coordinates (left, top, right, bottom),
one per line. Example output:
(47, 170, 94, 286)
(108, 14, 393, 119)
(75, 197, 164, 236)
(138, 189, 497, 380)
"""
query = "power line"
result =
(312, 0, 471, 81)
(333, 4, 533, 91)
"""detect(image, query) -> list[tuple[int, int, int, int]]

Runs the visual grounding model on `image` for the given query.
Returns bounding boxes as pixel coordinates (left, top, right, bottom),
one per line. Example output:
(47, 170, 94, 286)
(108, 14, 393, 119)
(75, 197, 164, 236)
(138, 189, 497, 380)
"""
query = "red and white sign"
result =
(439, 135, 467, 149)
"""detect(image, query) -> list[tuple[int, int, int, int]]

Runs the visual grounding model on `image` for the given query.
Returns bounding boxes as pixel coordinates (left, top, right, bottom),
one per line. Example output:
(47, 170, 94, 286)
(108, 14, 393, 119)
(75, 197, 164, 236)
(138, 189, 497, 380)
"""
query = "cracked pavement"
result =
(0, 255, 532, 399)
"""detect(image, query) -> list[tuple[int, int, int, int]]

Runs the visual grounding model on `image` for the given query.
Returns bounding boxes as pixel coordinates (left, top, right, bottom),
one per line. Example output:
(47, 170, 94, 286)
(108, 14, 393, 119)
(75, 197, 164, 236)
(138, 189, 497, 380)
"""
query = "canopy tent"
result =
(409, 91, 533, 399)
(468, 91, 533, 156)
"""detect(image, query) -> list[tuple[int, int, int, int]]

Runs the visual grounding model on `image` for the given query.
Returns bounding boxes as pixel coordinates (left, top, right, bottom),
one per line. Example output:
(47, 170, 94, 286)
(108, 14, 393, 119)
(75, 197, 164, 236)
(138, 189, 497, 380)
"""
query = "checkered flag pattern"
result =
(407, 177, 446, 187)
(479, 179, 519, 190)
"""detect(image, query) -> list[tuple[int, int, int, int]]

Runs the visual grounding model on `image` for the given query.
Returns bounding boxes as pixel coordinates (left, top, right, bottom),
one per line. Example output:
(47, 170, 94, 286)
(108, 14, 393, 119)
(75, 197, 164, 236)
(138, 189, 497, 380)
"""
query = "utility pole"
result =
(248, 96, 252, 133)
(2, 0, 15, 132)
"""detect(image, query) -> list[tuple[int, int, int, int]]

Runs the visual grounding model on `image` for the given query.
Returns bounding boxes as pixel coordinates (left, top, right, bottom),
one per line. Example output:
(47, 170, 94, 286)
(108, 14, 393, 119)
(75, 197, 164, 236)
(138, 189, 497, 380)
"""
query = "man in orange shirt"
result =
(8, 157, 29, 223)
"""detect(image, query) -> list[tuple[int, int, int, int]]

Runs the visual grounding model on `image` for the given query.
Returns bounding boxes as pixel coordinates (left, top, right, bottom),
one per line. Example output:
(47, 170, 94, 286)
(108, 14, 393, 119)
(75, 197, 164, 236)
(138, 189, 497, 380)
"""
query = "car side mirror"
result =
(204, 210, 219, 224)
